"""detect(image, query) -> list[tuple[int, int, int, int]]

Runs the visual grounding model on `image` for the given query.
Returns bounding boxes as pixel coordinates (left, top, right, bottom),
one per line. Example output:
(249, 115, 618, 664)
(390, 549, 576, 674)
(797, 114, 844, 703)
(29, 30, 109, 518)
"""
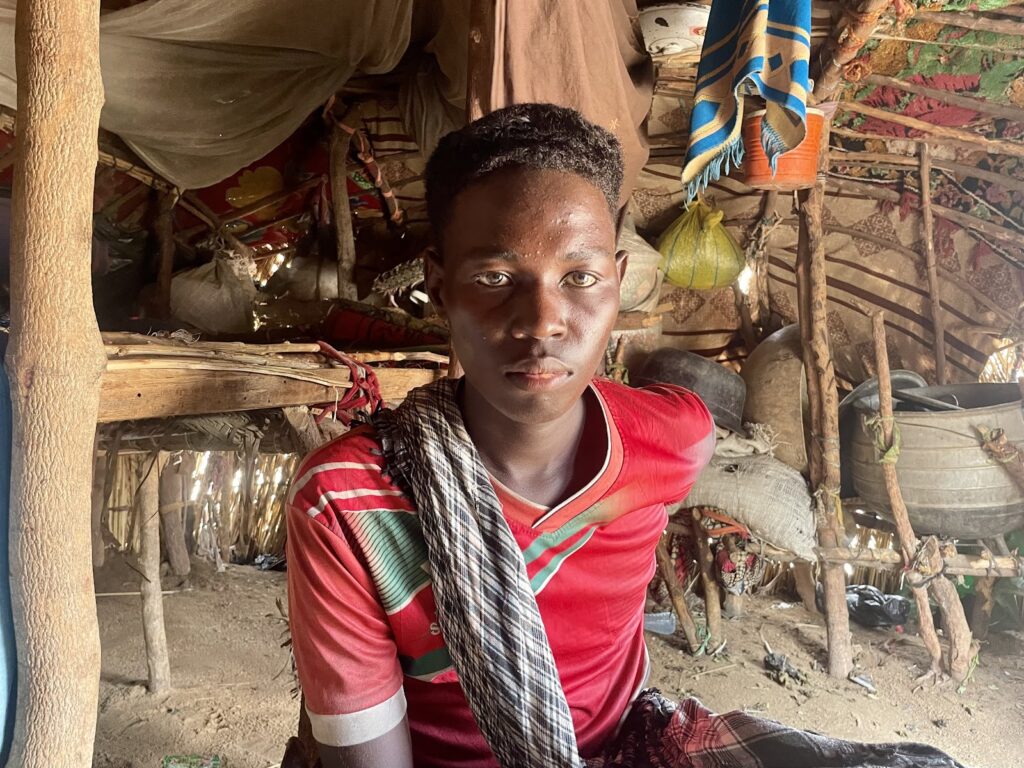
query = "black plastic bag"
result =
(845, 584, 911, 628)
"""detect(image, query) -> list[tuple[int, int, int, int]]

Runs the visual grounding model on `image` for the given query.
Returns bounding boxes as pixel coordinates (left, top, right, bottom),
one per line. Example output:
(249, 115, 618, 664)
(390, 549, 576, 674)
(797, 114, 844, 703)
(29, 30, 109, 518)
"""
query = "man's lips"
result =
(503, 360, 573, 391)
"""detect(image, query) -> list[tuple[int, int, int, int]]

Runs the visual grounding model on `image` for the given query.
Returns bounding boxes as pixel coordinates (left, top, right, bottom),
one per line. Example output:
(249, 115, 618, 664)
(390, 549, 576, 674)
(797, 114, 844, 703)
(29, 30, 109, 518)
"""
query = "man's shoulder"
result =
(593, 377, 714, 437)
(288, 423, 412, 522)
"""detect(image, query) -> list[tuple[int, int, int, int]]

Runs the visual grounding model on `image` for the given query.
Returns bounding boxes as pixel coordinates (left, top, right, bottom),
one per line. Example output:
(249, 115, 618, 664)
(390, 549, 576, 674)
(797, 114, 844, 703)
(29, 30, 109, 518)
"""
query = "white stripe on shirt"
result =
(307, 687, 407, 747)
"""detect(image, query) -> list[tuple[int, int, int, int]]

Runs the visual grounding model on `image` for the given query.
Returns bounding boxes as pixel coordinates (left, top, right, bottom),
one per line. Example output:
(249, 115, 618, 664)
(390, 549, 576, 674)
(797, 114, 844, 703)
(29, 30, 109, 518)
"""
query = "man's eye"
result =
(475, 272, 511, 287)
(565, 271, 598, 288)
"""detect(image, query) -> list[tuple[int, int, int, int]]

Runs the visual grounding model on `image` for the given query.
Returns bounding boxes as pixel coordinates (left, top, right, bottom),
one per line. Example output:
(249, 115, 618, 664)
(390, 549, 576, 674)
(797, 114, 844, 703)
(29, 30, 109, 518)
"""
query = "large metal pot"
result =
(849, 383, 1024, 538)
(634, 348, 745, 434)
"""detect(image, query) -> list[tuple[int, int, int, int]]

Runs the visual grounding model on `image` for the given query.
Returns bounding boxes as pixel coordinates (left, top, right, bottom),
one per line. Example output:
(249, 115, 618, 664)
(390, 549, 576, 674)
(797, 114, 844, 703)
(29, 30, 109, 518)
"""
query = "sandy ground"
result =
(94, 559, 1024, 767)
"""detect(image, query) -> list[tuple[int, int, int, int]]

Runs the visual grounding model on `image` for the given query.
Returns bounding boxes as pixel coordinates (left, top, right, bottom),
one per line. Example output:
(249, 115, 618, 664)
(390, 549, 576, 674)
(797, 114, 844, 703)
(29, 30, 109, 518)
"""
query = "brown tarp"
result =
(492, 0, 653, 207)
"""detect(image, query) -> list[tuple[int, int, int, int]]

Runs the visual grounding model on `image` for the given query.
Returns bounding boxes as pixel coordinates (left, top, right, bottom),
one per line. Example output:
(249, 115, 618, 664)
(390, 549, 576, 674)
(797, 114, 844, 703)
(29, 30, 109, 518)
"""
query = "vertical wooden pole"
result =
(139, 457, 171, 694)
(329, 105, 360, 301)
(91, 447, 107, 570)
(158, 453, 191, 581)
(919, 143, 948, 385)
(155, 191, 177, 319)
(655, 536, 701, 653)
(795, 121, 853, 678)
(6, 0, 106, 764)
(692, 509, 723, 647)
(870, 312, 945, 680)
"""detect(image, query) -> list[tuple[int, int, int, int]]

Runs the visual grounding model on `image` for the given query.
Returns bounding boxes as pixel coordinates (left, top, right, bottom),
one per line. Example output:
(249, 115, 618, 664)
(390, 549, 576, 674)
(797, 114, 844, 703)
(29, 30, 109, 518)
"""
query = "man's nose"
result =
(509, 283, 567, 341)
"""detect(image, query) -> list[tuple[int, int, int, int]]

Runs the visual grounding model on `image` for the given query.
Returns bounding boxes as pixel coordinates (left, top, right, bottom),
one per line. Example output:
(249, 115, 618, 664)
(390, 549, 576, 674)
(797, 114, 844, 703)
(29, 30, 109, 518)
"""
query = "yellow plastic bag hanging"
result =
(656, 200, 744, 290)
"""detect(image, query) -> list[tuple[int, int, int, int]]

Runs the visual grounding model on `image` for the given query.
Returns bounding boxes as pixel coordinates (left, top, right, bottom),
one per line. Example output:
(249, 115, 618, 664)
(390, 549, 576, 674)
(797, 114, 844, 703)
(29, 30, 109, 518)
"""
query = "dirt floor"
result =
(94, 559, 1024, 768)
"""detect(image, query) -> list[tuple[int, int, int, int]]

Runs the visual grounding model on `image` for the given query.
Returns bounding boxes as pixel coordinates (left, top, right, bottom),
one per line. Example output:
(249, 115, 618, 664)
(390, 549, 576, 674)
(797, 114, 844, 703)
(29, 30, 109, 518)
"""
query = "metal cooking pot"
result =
(634, 348, 746, 435)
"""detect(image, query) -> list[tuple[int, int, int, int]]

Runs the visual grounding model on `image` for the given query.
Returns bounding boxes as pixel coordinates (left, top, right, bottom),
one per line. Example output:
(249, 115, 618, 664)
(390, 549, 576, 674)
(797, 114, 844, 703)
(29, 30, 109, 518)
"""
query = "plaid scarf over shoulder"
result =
(373, 378, 585, 768)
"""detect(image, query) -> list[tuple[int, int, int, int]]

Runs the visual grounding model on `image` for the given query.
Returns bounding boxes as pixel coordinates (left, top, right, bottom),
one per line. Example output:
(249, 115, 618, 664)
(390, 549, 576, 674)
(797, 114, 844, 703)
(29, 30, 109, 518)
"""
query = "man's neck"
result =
(459, 383, 590, 507)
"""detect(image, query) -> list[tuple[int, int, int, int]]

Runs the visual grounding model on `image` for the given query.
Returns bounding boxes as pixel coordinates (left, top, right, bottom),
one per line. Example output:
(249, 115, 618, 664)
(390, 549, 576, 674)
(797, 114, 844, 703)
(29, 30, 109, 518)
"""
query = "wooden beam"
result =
(6, 0, 107, 764)
(830, 149, 1024, 193)
(914, 9, 1024, 36)
(98, 365, 440, 423)
(835, 101, 1024, 158)
(813, 0, 893, 100)
(862, 73, 1024, 124)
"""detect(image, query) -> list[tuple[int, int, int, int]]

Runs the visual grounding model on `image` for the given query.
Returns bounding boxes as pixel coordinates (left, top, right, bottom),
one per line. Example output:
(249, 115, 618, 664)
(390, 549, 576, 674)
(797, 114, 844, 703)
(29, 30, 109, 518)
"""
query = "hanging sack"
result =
(657, 200, 743, 290)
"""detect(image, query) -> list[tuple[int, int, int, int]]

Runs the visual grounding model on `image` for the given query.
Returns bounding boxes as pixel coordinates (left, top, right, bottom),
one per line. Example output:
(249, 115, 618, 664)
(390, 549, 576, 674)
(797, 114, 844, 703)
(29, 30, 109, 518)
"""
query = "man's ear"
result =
(422, 246, 446, 318)
(615, 249, 629, 283)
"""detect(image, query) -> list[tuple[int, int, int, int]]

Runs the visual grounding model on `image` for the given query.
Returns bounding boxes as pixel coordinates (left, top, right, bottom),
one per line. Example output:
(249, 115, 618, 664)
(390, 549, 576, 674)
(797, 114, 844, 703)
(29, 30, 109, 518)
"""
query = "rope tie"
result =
(865, 414, 901, 465)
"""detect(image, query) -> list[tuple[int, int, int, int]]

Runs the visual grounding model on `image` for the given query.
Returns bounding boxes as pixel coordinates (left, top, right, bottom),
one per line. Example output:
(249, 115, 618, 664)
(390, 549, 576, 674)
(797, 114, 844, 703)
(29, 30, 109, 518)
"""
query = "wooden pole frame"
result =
(6, 0, 107, 764)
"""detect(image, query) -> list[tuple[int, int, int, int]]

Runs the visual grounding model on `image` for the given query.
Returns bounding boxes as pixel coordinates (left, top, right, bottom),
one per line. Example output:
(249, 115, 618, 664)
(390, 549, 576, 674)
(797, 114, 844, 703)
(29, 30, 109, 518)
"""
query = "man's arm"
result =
(317, 716, 414, 768)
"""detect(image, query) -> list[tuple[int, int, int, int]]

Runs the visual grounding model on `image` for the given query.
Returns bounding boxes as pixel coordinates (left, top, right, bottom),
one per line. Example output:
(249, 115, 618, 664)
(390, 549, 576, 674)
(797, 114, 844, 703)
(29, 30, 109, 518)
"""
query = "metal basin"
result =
(849, 383, 1024, 538)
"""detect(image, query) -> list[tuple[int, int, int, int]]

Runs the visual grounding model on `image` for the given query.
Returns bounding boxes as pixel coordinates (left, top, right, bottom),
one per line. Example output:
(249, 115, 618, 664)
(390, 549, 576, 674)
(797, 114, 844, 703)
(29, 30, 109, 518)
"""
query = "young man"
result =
(287, 105, 965, 768)
(287, 104, 715, 767)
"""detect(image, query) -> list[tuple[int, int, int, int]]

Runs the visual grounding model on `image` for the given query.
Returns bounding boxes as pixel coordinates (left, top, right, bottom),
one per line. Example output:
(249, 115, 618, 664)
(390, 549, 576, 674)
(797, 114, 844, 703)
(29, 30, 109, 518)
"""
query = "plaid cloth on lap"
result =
(374, 380, 968, 768)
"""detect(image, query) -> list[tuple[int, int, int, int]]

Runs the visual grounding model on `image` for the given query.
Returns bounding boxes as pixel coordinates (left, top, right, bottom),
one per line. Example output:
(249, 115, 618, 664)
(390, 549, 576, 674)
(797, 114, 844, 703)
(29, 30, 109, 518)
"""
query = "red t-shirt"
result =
(286, 379, 714, 767)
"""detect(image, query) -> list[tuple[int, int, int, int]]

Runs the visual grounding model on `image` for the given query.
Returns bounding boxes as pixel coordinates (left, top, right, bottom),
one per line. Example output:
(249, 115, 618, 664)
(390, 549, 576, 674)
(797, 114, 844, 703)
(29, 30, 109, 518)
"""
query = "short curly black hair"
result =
(425, 103, 623, 239)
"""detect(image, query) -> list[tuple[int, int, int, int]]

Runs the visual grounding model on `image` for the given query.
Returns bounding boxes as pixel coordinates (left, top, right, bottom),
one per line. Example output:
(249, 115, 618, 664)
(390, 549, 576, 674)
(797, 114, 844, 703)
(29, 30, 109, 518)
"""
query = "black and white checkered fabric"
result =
(374, 378, 585, 768)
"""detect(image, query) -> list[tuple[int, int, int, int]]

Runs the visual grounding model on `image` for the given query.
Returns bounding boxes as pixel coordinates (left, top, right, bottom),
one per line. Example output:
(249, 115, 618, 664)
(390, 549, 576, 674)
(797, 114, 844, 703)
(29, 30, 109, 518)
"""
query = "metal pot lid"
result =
(838, 370, 927, 411)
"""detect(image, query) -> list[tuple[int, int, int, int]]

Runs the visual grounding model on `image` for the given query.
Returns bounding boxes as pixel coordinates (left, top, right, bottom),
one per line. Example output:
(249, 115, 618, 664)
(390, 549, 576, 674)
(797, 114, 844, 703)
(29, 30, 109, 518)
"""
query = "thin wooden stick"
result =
(101, 333, 324, 356)
(655, 536, 702, 653)
(835, 101, 1024, 158)
(872, 312, 974, 682)
(919, 144, 947, 385)
(830, 151, 1024, 194)
(913, 9, 1024, 36)
(104, 357, 353, 390)
(692, 509, 723, 647)
(862, 73, 1024, 124)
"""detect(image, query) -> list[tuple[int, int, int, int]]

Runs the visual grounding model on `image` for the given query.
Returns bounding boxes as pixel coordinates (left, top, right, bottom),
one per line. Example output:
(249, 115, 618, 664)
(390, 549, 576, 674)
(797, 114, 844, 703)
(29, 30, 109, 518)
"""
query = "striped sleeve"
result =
(285, 432, 407, 747)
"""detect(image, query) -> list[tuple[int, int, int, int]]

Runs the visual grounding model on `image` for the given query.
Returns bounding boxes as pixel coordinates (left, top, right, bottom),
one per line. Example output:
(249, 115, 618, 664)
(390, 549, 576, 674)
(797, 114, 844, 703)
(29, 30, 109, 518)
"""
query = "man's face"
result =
(425, 166, 625, 425)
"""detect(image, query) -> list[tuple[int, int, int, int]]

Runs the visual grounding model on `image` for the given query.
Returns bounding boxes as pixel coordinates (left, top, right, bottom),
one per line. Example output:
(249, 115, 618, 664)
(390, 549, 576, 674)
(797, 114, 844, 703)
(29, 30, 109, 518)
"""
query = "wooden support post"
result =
(692, 509, 723, 646)
(919, 144, 947, 385)
(970, 577, 995, 643)
(721, 535, 745, 618)
(139, 457, 171, 694)
(155, 191, 177, 319)
(158, 453, 191, 581)
(6, 0, 107, 763)
(329, 105, 360, 301)
(91, 448, 107, 570)
(795, 120, 853, 679)
(655, 536, 702, 653)
(871, 312, 974, 682)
